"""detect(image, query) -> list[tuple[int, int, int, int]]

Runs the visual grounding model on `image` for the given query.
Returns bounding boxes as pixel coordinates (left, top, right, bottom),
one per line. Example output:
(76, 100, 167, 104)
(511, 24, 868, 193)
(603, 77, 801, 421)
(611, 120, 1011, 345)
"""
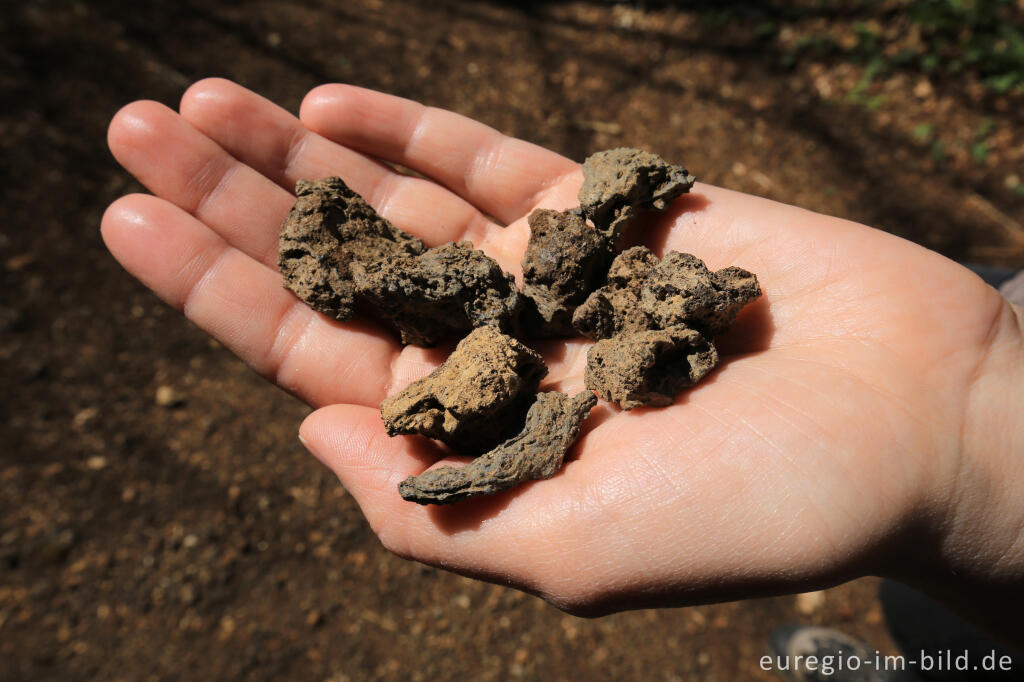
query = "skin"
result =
(102, 78, 1024, 645)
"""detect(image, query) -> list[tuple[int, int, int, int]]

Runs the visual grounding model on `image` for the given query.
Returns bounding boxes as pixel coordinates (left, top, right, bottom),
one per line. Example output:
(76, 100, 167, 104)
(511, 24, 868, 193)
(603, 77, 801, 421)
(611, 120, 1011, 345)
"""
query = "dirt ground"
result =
(2, 1, 1022, 680)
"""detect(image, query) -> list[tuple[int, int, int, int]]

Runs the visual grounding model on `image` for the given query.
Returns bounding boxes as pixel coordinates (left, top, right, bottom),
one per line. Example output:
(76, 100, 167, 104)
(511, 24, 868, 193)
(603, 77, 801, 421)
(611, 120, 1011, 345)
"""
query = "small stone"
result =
(381, 326, 547, 453)
(574, 247, 760, 339)
(218, 615, 236, 639)
(351, 241, 522, 346)
(278, 176, 425, 323)
(179, 584, 197, 606)
(5, 253, 34, 271)
(795, 590, 826, 615)
(155, 386, 184, 408)
(573, 246, 659, 339)
(585, 326, 718, 409)
(578, 147, 695, 242)
(398, 391, 597, 504)
(85, 456, 108, 471)
(280, 178, 522, 346)
(73, 407, 99, 428)
(521, 208, 615, 336)
(642, 252, 761, 336)
(42, 463, 64, 477)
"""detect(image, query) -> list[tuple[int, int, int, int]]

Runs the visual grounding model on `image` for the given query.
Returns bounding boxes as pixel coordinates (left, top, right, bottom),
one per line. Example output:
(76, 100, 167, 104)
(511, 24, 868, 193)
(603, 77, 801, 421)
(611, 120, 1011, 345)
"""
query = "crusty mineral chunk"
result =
(573, 247, 760, 339)
(572, 246, 659, 339)
(578, 147, 695, 241)
(350, 241, 523, 346)
(398, 391, 597, 505)
(585, 326, 718, 410)
(521, 208, 615, 336)
(642, 252, 762, 336)
(278, 177, 425, 321)
(380, 326, 548, 454)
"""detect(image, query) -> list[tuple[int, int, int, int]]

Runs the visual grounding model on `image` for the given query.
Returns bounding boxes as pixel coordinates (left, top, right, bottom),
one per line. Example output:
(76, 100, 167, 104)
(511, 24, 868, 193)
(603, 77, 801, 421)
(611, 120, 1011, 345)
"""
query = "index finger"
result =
(299, 84, 580, 225)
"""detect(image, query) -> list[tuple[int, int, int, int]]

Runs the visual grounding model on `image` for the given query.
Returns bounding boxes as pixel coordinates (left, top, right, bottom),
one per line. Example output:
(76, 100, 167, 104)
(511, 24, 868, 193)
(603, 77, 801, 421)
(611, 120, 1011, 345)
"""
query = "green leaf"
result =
(912, 123, 934, 141)
(975, 117, 995, 140)
(971, 142, 990, 163)
(984, 72, 1020, 92)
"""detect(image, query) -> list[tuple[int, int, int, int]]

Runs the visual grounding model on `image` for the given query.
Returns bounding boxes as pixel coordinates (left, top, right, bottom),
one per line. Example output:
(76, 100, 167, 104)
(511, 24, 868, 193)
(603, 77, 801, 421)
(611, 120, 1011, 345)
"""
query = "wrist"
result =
(950, 299, 1024, 578)
(896, 297, 1024, 641)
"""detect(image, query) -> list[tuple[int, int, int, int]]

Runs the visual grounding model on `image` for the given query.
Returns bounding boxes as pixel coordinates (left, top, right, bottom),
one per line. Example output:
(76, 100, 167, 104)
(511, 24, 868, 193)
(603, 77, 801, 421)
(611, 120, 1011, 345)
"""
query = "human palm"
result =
(103, 78, 1008, 613)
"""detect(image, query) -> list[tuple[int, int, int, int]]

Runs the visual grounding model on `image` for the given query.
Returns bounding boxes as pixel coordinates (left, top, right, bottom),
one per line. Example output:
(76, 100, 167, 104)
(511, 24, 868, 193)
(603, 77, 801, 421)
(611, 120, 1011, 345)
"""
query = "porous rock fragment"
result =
(398, 391, 597, 505)
(278, 177, 425, 321)
(578, 148, 696, 241)
(585, 326, 718, 410)
(380, 326, 548, 454)
(350, 241, 523, 346)
(642, 252, 761, 336)
(571, 246, 659, 339)
(573, 246, 761, 339)
(521, 208, 614, 336)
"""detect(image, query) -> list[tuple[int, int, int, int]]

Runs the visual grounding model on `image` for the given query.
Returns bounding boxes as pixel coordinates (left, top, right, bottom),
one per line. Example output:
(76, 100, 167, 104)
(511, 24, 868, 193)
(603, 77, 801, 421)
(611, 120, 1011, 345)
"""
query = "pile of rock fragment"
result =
(279, 148, 761, 504)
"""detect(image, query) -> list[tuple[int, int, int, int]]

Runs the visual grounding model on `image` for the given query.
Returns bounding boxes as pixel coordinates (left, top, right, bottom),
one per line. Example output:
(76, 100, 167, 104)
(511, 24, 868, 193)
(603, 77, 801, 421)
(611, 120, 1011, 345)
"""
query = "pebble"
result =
(796, 590, 826, 615)
(85, 456, 108, 471)
(155, 386, 184, 408)
(73, 407, 99, 428)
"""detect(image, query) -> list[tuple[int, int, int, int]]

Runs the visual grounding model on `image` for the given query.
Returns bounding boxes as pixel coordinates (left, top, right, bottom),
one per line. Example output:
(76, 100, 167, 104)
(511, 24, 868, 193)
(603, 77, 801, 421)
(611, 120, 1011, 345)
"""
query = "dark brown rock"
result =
(398, 391, 597, 505)
(521, 148, 698, 336)
(578, 147, 695, 242)
(521, 208, 614, 336)
(573, 247, 760, 339)
(280, 178, 522, 346)
(642, 252, 762, 336)
(572, 246, 659, 339)
(278, 177, 425, 322)
(380, 326, 548, 454)
(585, 326, 718, 410)
(350, 241, 522, 346)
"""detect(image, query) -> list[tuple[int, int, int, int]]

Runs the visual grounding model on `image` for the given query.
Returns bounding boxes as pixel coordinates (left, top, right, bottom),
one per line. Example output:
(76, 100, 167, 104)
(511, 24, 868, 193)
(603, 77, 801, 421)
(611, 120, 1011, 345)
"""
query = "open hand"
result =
(103, 79, 1024, 620)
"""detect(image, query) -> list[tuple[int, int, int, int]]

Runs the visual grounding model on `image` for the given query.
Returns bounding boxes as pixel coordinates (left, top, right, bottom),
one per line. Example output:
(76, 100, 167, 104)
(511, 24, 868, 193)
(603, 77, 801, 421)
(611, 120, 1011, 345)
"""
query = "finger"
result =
(179, 78, 500, 248)
(101, 193, 397, 408)
(300, 84, 580, 224)
(107, 100, 295, 268)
